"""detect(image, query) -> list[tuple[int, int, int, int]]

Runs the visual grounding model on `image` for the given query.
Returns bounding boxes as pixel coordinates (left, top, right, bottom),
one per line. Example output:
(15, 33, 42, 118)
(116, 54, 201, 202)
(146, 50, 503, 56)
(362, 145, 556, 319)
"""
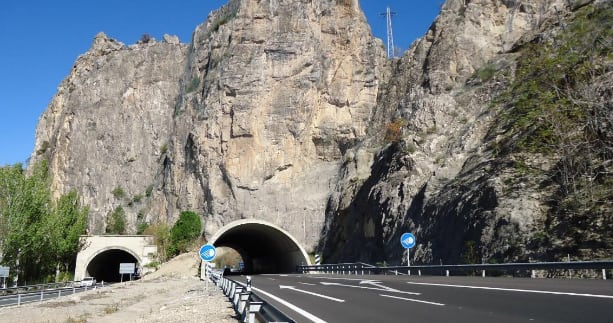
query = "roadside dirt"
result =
(0, 253, 238, 322)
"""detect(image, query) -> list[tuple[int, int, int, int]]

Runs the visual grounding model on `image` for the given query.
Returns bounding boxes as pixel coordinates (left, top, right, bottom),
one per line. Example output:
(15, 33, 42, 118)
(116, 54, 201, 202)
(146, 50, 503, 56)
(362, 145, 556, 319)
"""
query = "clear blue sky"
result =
(0, 1, 440, 166)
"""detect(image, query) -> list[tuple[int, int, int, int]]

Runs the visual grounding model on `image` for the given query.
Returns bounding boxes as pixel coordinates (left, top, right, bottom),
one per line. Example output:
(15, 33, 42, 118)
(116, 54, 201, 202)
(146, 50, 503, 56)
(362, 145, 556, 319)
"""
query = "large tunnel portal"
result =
(209, 219, 311, 274)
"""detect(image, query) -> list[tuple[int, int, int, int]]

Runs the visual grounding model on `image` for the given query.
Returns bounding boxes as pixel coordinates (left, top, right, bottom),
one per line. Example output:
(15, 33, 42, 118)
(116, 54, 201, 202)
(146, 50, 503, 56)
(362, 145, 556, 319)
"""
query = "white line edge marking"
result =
(406, 282, 613, 299)
(251, 286, 329, 323)
(380, 294, 445, 306)
(280, 285, 345, 303)
(300, 282, 317, 286)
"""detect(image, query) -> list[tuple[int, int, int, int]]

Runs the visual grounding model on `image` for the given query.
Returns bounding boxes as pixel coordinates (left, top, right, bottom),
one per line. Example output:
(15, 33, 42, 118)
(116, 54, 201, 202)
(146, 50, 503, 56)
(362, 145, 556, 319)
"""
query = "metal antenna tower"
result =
(381, 6, 397, 58)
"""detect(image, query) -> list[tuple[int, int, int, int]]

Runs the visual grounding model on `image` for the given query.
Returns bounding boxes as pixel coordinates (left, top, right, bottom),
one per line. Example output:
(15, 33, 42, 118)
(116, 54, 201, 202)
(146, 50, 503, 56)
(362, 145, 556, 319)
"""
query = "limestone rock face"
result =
(319, 0, 611, 264)
(31, 0, 610, 263)
(159, 0, 387, 250)
(31, 0, 387, 251)
(32, 32, 189, 233)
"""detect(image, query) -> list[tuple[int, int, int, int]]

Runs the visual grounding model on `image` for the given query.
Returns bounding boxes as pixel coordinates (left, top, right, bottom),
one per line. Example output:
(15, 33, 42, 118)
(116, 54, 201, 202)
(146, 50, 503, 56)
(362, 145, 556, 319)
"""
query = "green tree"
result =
(168, 211, 202, 257)
(44, 190, 88, 281)
(106, 206, 126, 234)
(0, 161, 51, 283)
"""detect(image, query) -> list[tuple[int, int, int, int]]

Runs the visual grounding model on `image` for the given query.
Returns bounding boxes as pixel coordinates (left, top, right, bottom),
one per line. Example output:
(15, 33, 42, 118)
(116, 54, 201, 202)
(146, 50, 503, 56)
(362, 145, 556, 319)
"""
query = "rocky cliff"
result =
(31, 0, 611, 263)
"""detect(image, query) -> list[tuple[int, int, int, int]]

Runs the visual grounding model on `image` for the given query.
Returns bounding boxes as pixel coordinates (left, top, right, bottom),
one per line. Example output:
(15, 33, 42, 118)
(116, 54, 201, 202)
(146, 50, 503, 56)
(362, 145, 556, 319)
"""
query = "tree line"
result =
(0, 161, 88, 285)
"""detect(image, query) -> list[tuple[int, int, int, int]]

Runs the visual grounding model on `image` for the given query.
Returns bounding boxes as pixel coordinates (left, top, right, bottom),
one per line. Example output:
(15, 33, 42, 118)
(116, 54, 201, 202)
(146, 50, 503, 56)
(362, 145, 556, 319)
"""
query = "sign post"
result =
(400, 233, 416, 275)
(199, 244, 216, 290)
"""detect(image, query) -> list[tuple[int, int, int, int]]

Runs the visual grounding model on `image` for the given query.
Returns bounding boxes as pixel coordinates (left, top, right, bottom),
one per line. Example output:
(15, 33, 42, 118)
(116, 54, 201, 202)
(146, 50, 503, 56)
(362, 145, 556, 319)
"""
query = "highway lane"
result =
(228, 274, 613, 322)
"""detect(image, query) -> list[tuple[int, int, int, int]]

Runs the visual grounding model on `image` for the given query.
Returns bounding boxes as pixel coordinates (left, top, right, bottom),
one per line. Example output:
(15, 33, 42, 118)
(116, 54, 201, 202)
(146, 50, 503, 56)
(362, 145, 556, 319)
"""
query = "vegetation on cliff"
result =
(495, 2, 612, 259)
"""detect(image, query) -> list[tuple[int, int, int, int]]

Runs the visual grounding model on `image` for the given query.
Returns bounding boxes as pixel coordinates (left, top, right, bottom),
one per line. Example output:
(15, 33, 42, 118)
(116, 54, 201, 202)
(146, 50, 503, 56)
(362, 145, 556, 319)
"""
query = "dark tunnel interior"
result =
(213, 223, 309, 274)
(86, 249, 139, 283)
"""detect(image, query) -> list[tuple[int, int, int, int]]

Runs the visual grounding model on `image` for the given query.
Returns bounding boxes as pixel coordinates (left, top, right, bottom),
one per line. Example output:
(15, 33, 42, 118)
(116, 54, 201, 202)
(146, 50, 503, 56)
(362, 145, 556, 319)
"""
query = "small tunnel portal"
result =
(86, 249, 139, 282)
(210, 220, 311, 274)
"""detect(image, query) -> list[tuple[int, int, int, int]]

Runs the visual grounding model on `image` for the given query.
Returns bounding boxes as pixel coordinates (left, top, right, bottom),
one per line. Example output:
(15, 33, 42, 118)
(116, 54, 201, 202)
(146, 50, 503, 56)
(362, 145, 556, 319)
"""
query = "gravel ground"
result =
(0, 253, 239, 323)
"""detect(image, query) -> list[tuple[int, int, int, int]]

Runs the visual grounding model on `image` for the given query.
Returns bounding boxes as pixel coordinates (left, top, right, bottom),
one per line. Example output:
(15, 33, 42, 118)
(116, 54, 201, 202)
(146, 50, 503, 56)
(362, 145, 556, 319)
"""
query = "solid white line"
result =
(380, 294, 445, 306)
(310, 276, 369, 281)
(300, 282, 317, 286)
(406, 282, 613, 299)
(280, 285, 345, 303)
(251, 286, 328, 323)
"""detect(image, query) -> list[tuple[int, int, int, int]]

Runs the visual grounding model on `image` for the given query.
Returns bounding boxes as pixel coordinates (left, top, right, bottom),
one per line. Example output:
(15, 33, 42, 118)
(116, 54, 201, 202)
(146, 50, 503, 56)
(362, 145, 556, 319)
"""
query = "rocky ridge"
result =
(30, 0, 611, 264)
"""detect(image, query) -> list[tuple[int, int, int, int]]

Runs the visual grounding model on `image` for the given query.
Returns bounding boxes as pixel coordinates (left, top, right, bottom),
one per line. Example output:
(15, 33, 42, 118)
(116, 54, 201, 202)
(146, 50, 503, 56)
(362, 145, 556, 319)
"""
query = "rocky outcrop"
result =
(31, 0, 611, 263)
(31, 0, 387, 251)
(32, 32, 188, 233)
(319, 0, 612, 264)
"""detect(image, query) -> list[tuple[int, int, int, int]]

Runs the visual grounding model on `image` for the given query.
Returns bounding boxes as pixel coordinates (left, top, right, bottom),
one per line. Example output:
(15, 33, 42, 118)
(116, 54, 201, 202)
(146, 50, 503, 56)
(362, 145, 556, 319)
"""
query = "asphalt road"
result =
(228, 274, 613, 323)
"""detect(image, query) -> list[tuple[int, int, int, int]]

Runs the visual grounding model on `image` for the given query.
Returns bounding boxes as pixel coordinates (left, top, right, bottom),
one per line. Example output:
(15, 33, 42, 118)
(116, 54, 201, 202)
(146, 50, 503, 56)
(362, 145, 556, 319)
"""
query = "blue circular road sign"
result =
(199, 244, 217, 262)
(400, 233, 416, 249)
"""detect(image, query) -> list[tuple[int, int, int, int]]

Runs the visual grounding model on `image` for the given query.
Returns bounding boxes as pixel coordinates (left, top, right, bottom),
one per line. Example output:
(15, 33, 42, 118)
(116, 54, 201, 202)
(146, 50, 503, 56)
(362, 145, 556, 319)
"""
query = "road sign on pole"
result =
(400, 233, 416, 267)
(400, 233, 416, 249)
(199, 244, 216, 262)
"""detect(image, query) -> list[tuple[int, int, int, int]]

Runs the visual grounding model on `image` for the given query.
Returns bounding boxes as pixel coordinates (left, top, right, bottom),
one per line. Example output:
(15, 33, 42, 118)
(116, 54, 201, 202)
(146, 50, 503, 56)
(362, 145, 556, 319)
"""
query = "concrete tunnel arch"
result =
(84, 246, 141, 282)
(208, 219, 312, 274)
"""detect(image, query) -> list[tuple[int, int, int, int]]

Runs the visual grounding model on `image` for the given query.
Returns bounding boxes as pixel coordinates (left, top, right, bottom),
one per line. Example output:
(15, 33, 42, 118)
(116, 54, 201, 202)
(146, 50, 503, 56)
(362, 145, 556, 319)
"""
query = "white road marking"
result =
(407, 282, 613, 299)
(300, 282, 317, 286)
(233, 281, 329, 323)
(251, 286, 328, 323)
(280, 285, 345, 303)
(380, 294, 445, 306)
(320, 281, 420, 295)
(311, 276, 370, 281)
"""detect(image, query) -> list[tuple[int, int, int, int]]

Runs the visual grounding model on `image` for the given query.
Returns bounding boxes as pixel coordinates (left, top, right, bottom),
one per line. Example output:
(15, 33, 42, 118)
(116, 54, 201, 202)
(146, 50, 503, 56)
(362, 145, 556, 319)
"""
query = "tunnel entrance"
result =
(85, 248, 139, 283)
(209, 219, 311, 274)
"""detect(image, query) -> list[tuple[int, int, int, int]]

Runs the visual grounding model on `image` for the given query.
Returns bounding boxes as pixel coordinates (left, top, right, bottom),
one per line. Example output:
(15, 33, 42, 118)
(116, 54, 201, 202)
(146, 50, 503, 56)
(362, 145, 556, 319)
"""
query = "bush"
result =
(106, 206, 126, 234)
(168, 211, 202, 257)
(111, 186, 126, 199)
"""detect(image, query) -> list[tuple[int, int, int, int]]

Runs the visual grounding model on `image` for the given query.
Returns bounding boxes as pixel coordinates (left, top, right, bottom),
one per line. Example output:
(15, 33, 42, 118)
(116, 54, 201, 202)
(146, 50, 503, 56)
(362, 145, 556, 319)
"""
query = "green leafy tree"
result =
(106, 206, 126, 234)
(44, 190, 88, 281)
(168, 211, 202, 257)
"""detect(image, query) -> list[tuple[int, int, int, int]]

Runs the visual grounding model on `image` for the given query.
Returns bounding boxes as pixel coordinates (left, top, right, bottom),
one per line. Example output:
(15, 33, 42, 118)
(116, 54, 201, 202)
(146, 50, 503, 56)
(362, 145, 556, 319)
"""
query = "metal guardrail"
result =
(298, 260, 613, 279)
(0, 283, 101, 307)
(208, 270, 295, 323)
(0, 280, 84, 296)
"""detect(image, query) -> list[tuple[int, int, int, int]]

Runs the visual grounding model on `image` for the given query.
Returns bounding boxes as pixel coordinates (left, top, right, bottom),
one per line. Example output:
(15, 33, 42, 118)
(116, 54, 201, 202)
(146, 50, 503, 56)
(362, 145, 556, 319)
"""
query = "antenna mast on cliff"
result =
(381, 6, 396, 58)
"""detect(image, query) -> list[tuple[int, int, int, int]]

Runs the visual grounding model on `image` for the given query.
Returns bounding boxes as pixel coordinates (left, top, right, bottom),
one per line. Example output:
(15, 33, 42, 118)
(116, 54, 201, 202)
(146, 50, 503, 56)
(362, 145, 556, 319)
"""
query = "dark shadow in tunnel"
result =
(212, 222, 310, 274)
(86, 249, 139, 283)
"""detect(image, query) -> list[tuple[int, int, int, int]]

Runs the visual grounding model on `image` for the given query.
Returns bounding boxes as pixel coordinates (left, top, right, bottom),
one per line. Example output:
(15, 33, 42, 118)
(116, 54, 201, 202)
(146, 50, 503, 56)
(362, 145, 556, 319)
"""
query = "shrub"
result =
(111, 186, 126, 199)
(384, 118, 406, 143)
(106, 206, 126, 234)
(168, 211, 202, 257)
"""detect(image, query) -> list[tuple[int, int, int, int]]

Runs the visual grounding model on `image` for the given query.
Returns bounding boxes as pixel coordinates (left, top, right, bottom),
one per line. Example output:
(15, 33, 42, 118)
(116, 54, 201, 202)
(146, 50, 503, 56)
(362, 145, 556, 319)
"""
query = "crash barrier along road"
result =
(0, 281, 103, 307)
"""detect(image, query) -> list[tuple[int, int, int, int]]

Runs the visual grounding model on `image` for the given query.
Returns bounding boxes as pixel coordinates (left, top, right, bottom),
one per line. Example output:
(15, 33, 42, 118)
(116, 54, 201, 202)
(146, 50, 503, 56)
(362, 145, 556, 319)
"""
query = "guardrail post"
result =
(247, 301, 263, 323)
(40, 290, 44, 302)
(233, 287, 244, 310)
(17, 293, 21, 306)
(238, 292, 250, 319)
(228, 282, 235, 298)
(58, 289, 62, 298)
(603, 269, 607, 280)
